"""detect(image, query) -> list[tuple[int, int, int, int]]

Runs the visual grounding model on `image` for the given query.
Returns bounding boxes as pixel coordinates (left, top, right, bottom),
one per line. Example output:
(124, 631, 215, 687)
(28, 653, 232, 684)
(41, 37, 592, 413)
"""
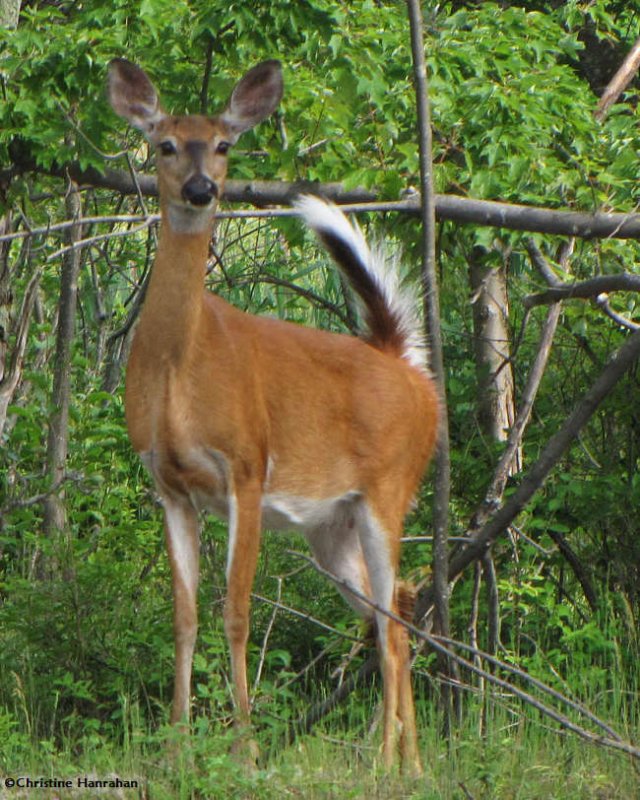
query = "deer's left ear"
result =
(108, 59, 167, 135)
(219, 60, 283, 143)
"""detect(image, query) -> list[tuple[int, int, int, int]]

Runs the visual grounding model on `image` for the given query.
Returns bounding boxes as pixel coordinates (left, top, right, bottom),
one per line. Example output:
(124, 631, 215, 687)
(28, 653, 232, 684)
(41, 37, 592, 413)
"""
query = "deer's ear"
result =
(219, 60, 283, 143)
(108, 59, 166, 135)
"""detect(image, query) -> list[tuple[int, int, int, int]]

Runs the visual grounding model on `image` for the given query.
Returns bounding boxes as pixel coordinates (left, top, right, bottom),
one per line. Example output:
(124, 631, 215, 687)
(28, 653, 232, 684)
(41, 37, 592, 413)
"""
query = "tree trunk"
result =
(0, 0, 20, 29)
(469, 247, 520, 473)
(43, 187, 82, 539)
(0, 268, 40, 437)
(0, 213, 12, 387)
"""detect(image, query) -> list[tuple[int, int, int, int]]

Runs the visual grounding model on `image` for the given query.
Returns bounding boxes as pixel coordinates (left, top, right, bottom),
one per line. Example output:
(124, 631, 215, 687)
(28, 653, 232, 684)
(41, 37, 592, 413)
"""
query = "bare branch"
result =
(43, 185, 82, 539)
(290, 551, 640, 761)
(594, 293, 640, 331)
(252, 591, 362, 643)
(7, 154, 640, 238)
(253, 578, 282, 693)
(526, 239, 640, 318)
(594, 36, 640, 121)
(526, 239, 564, 287)
(524, 273, 640, 309)
(470, 301, 561, 533)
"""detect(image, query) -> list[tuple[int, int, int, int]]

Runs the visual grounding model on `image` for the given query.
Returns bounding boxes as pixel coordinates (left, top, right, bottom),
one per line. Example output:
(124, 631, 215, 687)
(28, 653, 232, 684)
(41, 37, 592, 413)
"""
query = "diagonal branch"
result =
(287, 552, 640, 761)
(435, 326, 640, 595)
(594, 36, 640, 122)
(468, 301, 558, 518)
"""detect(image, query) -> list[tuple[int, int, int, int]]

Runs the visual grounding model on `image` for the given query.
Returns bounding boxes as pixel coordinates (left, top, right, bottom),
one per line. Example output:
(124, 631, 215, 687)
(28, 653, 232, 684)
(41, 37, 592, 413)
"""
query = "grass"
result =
(1, 688, 637, 800)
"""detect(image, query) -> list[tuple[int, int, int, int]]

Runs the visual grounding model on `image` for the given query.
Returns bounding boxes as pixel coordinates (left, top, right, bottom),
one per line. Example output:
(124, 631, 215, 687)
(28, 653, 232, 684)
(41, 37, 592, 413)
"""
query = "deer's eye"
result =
(216, 141, 231, 155)
(158, 140, 177, 156)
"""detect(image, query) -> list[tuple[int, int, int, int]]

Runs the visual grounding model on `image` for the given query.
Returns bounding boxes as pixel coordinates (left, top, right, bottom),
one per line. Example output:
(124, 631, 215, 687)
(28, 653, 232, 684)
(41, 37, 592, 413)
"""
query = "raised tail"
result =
(294, 195, 426, 371)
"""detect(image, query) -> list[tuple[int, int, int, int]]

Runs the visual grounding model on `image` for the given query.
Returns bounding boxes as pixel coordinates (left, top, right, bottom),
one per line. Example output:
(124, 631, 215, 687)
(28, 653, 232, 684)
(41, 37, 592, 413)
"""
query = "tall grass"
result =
(1, 461, 638, 797)
(1, 660, 637, 800)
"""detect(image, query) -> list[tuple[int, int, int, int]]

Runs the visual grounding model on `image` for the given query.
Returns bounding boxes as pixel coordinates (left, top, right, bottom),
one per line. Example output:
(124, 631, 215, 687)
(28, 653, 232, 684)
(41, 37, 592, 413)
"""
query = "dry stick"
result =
(482, 553, 500, 655)
(14, 153, 640, 238)
(468, 561, 484, 733)
(0, 214, 160, 244)
(291, 552, 640, 760)
(429, 633, 623, 744)
(46, 219, 157, 263)
(407, 0, 456, 729)
(594, 35, 640, 122)
(252, 593, 362, 644)
(253, 579, 282, 694)
(43, 185, 82, 541)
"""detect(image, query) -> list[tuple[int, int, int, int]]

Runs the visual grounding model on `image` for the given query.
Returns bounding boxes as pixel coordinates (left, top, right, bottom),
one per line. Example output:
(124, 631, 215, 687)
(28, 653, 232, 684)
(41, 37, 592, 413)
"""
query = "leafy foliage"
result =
(1, 0, 640, 794)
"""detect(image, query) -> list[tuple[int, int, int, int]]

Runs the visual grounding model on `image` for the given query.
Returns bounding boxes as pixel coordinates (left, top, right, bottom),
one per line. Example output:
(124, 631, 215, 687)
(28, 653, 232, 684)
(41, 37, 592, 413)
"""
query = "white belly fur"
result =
(142, 445, 372, 615)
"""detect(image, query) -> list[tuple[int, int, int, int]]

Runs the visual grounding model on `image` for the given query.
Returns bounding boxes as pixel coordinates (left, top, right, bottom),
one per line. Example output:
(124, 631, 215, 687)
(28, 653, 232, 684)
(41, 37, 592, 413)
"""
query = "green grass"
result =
(1, 689, 637, 800)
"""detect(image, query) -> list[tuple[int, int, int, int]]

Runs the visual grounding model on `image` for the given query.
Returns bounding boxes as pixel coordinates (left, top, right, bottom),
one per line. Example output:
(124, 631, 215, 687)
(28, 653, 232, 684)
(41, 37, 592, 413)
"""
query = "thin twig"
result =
(594, 293, 640, 331)
(45, 219, 157, 262)
(252, 592, 362, 643)
(253, 578, 282, 692)
(0, 214, 160, 243)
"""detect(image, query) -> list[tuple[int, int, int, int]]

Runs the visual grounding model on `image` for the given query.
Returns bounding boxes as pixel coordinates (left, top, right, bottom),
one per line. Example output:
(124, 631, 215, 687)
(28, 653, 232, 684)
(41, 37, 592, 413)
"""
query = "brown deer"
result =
(107, 57, 437, 773)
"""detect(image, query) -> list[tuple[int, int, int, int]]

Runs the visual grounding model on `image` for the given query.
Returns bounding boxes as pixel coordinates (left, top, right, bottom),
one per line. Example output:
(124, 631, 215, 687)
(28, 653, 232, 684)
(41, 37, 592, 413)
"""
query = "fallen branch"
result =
(6, 154, 640, 239)
(288, 552, 640, 761)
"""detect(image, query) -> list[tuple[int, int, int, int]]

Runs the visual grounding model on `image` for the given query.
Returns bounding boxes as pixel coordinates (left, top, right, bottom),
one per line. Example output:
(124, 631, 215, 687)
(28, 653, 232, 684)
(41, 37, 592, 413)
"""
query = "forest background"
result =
(1, 1, 639, 797)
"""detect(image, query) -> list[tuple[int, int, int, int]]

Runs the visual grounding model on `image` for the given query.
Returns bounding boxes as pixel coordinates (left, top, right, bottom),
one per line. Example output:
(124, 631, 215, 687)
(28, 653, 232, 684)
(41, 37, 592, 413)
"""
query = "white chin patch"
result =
(167, 201, 215, 234)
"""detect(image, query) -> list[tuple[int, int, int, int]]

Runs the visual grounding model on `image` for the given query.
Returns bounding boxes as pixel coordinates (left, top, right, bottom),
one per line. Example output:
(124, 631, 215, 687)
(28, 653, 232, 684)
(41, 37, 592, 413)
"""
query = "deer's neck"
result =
(138, 213, 213, 361)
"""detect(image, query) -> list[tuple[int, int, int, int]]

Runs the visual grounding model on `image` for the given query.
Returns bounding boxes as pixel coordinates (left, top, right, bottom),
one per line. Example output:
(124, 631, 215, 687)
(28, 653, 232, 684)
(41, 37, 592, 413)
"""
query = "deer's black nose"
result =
(182, 176, 218, 206)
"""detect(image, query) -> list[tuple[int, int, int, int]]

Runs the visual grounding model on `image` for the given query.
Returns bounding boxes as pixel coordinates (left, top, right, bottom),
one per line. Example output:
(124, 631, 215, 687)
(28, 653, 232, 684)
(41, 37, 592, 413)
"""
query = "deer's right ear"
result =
(108, 59, 166, 135)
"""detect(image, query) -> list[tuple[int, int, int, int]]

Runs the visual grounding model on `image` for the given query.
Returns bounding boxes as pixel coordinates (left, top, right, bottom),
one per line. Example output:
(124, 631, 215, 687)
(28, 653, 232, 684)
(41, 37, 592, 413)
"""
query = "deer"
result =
(107, 57, 438, 775)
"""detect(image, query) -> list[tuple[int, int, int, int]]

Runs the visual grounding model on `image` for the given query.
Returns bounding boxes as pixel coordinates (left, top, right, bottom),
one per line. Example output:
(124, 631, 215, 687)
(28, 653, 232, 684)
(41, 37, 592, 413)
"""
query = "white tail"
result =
(294, 196, 427, 370)
(108, 58, 437, 774)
